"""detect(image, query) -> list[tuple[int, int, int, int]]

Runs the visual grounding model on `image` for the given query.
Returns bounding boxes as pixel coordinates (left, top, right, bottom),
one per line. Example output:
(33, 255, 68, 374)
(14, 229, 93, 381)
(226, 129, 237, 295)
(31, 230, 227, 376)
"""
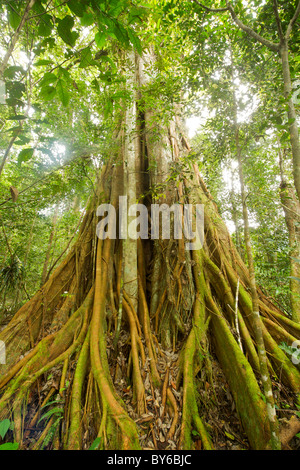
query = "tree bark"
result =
(40, 205, 59, 287)
(279, 42, 300, 202)
(279, 146, 300, 322)
(280, 180, 300, 322)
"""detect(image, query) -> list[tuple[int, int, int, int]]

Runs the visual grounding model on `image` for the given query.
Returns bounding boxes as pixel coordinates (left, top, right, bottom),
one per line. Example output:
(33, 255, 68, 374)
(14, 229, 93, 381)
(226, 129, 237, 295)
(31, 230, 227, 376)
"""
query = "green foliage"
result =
(0, 419, 18, 450)
(57, 16, 79, 48)
(89, 437, 102, 450)
(0, 442, 19, 450)
(17, 148, 35, 166)
(7, 4, 21, 30)
(38, 406, 64, 424)
(0, 255, 24, 292)
(37, 395, 64, 450)
(0, 419, 11, 439)
(279, 342, 300, 364)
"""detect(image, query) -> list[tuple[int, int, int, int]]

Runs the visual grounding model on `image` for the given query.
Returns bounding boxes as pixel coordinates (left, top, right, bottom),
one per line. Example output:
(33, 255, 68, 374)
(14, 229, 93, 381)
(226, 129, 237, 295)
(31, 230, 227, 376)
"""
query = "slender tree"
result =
(279, 145, 300, 322)
(193, 0, 300, 202)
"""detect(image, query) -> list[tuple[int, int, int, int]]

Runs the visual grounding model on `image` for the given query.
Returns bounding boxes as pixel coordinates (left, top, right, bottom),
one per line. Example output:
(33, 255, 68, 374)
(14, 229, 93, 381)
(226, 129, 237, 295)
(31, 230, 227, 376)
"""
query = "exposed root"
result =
(280, 415, 300, 449)
(0, 113, 300, 452)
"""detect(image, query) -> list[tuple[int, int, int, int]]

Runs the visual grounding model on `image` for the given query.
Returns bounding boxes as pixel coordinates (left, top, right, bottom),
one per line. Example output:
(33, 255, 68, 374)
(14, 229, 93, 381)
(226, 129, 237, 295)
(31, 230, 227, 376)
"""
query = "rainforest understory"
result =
(1, 52, 300, 452)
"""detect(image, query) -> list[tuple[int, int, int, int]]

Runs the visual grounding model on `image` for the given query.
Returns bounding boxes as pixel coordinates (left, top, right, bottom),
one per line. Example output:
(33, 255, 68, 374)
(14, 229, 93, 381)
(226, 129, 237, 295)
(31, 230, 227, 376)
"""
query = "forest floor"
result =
(3, 324, 296, 451)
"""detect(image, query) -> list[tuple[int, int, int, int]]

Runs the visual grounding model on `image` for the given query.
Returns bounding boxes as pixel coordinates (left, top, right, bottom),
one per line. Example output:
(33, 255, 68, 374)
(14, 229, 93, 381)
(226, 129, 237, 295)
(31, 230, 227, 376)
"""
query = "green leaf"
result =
(41, 398, 64, 409)
(38, 407, 64, 423)
(225, 431, 235, 440)
(34, 59, 53, 66)
(39, 72, 58, 88)
(128, 6, 147, 23)
(8, 81, 26, 99)
(58, 14, 74, 31)
(68, 0, 87, 17)
(279, 342, 297, 356)
(56, 79, 70, 107)
(259, 392, 266, 403)
(40, 85, 56, 101)
(32, 1, 46, 14)
(42, 37, 56, 49)
(89, 437, 102, 450)
(7, 6, 20, 30)
(5, 98, 24, 108)
(80, 11, 94, 26)
(91, 79, 100, 92)
(79, 47, 92, 68)
(15, 137, 31, 146)
(58, 67, 71, 82)
(57, 16, 78, 47)
(5, 126, 22, 134)
(109, 0, 124, 18)
(99, 55, 116, 70)
(7, 115, 27, 121)
(287, 118, 296, 125)
(280, 132, 290, 143)
(0, 419, 11, 439)
(16, 134, 31, 144)
(38, 14, 53, 37)
(95, 32, 107, 49)
(127, 28, 142, 55)
(112, 22, 129, 47)
(17, 148, 35, 165)
(3, 66, 25, 79)
(0, 442, 19, 450)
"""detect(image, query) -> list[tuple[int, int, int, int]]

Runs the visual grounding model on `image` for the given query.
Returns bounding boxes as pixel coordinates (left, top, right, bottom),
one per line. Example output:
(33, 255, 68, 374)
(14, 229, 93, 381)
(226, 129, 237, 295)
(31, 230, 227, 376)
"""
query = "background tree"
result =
(192, 0, 300, 202)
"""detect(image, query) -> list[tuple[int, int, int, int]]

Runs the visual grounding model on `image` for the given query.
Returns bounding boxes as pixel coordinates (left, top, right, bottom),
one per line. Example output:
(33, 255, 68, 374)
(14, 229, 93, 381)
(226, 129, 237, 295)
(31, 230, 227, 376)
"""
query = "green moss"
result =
(210, 302, 271, 450)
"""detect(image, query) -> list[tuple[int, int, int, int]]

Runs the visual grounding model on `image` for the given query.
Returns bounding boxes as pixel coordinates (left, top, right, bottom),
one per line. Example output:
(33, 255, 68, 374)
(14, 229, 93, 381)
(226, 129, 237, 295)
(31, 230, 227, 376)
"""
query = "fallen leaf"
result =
(10, 186, 18, 202)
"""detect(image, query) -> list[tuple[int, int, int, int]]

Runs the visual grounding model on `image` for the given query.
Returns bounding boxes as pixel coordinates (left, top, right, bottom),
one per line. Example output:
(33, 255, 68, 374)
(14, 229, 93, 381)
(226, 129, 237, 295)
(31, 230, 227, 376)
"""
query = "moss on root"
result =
(0, 123, 300, 451)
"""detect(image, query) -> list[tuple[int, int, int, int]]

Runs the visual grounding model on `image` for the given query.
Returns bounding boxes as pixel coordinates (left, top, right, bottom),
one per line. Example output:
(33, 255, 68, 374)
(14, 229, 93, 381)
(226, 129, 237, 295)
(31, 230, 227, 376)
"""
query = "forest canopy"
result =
(0, 0, 300, 452)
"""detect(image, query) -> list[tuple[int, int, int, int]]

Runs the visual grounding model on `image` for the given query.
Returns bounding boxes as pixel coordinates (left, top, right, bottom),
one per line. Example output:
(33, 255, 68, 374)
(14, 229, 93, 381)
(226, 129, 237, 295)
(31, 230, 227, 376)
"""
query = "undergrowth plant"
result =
(0, 419, 18, 450)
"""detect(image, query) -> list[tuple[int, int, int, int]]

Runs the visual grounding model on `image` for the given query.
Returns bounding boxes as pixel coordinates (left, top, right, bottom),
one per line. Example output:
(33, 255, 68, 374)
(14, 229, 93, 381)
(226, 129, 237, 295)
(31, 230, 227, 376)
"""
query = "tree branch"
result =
(27, 1, 69, 19)
(285, 0, 300, 39)
(0, 129, 22, 178)
(0, 0, 37, 78)
(225, 0, 280, 52)
(192, 0, 228, 13)
(0, 164, 65, 207)
(272, 0, 284, 42)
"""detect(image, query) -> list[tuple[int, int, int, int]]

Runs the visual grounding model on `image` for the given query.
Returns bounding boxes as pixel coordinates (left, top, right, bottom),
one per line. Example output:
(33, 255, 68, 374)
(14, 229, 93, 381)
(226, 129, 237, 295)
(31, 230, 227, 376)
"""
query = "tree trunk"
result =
(280, 181, 300, 322)
(224, 2, 300, 203)
(279, 42, 300, 202)
(235, 124, 280, 449)
(229, 166, 243, 259)
(0, 51, 300, 451)
(40, 205, 59, 287)
(279, 147, 300, 322)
